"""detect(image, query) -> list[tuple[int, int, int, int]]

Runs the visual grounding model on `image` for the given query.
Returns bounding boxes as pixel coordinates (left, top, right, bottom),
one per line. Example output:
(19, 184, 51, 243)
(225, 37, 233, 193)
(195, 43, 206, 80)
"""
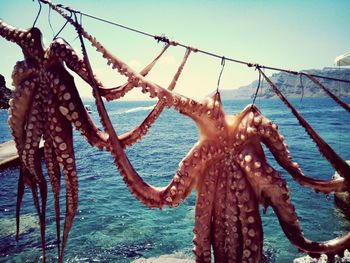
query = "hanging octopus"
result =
(2, 0, 350, 261)
(39, 2, 350, 262)
(76, 34, 350, 262)
(0, 19, 191, 263)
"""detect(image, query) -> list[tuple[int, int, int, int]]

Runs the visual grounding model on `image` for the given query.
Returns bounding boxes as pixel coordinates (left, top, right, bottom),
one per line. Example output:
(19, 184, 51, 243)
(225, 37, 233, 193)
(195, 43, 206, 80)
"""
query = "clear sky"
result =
(0, 0, 349, 100)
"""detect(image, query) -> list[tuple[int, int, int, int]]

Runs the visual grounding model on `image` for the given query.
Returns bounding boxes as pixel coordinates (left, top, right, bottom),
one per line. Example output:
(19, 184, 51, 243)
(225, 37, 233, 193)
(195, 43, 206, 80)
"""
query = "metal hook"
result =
(32, 0, 42, 28)
(48, 6, 55, 38)
(216, 56, 225, 94)
(252, 66, 262, 105)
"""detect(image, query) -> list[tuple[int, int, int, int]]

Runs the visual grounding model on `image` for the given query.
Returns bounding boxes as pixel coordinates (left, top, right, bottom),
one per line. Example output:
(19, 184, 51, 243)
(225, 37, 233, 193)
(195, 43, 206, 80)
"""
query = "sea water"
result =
(1, 97, 350, 262)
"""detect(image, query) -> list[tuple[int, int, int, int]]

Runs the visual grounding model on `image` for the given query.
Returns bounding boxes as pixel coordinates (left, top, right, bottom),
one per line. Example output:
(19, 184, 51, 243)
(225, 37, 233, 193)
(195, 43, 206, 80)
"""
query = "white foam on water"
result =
(108, 105, 155, 116)
(124, 105, 155, 114)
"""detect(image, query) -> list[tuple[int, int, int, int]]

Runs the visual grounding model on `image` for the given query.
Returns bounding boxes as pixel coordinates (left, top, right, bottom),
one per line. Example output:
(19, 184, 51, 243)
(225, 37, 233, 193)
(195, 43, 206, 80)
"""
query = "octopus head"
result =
(20, 27, 45, 59)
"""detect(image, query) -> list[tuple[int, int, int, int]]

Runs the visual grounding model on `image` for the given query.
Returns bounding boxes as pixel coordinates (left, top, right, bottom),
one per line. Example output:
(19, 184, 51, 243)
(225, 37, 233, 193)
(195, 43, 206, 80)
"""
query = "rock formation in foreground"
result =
(0, 74, 12, 109)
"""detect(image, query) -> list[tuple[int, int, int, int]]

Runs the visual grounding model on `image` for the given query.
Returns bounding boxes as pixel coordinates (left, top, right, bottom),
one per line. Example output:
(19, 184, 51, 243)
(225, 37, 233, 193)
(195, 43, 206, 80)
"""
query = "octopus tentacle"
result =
(0, 20, 27, 45)
(9, 74, 47, 257)
(211, 165, 228, 261)
(301, 72, 350, 113)
(10, 74, 39, 241)
(259, 69, 350, 183)
(234, 158, 263, 263)
(58, 17, 205, 119)
(16, 165, 43, 252)
(43, 138, 62, 259)
(120, 48, 192, 148)
(89, 35, 203, 118)
(49, 41, 185, 155)
(238, 104, 346, 194)
(264, 164, 350, 257)
(8, 76, 39, 154)
(48, 96, 78, 262)
(193, 165, 219, 263)
(99, 43, 171, 101)
(22, 85, 46, 181)
(48, 38, 170, 101)
(114, 141, 211, 208)
(15, 165, 25, 242)
(258, 114, 346, 193)
(47, 64, 109, 150)
(43, 81, 62, 259)
(12, 61, 39, 87)
(21, 84, 48, 261)
(224, 164, 243, 262)
(48, 39, 183, 149)
(238, 144, 350, 258)
(59, 37, 192, 148)
(41, 6, 191, 111)
(48, 39, 99, 86)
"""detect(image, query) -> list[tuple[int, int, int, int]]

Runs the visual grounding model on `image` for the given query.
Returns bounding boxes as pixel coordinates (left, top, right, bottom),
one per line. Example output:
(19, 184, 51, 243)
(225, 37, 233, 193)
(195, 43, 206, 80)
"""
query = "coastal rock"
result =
(293, 250, 350, 262)
(218, 67, 350, 100)
(0, 74, 12, 109)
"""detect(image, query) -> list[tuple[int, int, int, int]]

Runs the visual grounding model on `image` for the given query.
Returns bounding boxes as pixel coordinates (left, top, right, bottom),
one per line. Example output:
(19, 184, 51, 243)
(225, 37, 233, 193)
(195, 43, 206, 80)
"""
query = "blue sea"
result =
(1, 97, 350, 262)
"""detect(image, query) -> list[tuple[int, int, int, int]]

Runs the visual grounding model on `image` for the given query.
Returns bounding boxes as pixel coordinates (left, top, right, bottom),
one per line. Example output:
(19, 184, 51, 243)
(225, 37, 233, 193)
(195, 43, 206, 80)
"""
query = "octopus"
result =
(2, 1, 350, 262)
(0, 19, 191, 263)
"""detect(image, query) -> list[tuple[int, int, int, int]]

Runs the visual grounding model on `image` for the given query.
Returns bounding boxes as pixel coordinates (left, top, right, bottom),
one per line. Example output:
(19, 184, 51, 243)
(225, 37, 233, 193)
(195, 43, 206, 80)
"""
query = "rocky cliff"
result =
(219, 67, 350, 100)
(0, 74, 12, 109)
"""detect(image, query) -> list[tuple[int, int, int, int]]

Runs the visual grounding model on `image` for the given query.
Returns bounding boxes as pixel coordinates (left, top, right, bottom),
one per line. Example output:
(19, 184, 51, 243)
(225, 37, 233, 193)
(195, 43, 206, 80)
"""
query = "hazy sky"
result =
(0, 0, 349, 100)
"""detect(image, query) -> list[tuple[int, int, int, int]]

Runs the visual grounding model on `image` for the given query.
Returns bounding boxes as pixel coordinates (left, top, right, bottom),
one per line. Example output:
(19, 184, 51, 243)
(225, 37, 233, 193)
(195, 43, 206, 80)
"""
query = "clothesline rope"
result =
(38, 0, 350, 84)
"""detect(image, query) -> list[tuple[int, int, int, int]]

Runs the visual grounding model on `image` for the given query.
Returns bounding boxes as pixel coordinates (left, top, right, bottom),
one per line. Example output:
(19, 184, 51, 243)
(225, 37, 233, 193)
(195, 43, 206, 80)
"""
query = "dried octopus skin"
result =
(8, 76, 39, 154)
(302, 72, 350, 113)
(47, 64, 109, 150)
(236, 104, 347, 194)
(43, 138, 62, 258)
(49, 37, 193, 150)
(15, 165, 25, 242)
(260, 69, 350, 185)
(238, 141, 350, 258)
(192, 165, 219, 263)
(48, 95, 78, 261)
(224, 165, 244, 262)
(211, 165, 227, 261)
(120, 48, 192, 148)
(99, 43, 171, 101)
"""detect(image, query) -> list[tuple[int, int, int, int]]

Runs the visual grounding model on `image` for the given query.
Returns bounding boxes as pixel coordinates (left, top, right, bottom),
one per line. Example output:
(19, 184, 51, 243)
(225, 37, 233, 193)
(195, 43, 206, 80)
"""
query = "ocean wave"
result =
(109, 105, 155, 116)
(124, 105, 155, 114)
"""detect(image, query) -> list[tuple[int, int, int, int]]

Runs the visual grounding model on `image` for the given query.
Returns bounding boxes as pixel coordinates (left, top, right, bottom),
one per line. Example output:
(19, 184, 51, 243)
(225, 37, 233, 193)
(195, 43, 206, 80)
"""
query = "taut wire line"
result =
(37, 0, 350, 84)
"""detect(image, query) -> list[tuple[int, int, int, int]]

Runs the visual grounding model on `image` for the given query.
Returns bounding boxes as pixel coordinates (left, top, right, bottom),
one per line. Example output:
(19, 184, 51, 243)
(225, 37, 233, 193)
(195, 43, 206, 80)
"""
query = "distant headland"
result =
(216, 67, 350, 100)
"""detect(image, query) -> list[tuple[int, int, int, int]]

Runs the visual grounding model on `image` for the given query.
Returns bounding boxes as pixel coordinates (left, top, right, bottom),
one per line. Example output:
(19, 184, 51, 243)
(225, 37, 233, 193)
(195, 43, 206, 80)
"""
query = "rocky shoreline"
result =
(0, 74, 12, 109)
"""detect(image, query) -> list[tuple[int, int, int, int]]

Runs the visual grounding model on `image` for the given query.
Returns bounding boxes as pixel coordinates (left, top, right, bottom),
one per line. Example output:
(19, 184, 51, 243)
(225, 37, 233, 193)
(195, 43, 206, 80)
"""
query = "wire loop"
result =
(216, 56, 226, 93)
(252, 65, 262, 105)
(32, 0, 42, 28)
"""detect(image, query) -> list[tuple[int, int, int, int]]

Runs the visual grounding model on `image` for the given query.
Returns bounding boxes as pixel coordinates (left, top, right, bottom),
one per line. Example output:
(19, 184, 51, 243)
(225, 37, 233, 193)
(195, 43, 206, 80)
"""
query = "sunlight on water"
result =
(1, 98, 350, 262)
